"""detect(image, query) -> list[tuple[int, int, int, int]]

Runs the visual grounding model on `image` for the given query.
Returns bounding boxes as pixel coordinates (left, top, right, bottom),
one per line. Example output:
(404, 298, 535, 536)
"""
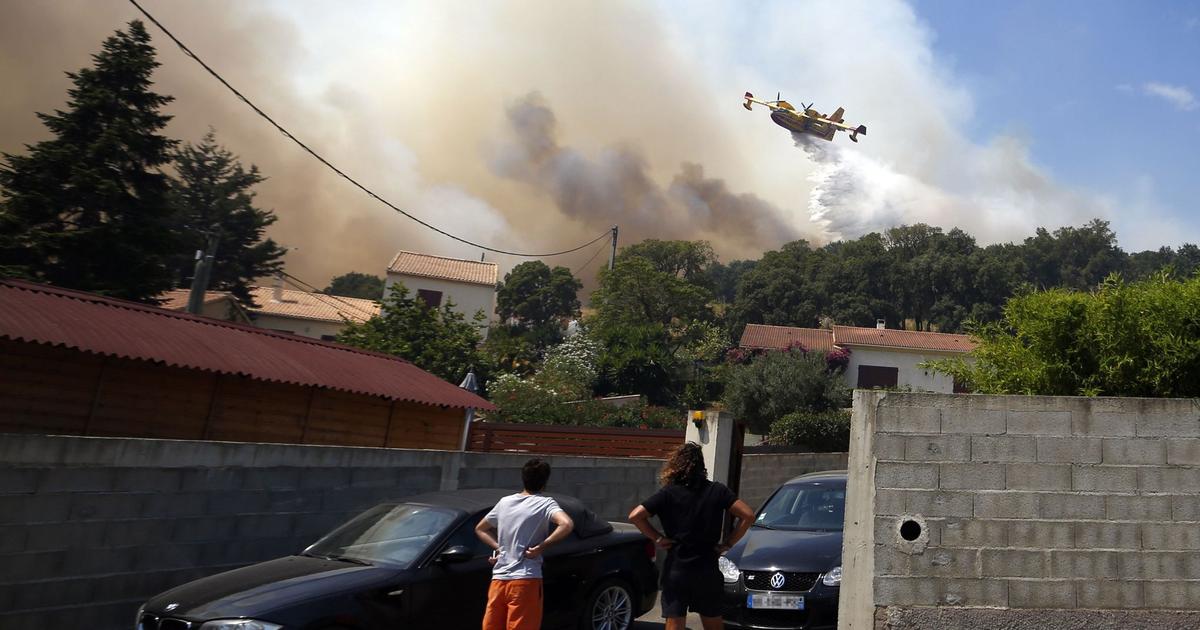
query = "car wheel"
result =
(580, 578, 635, 630)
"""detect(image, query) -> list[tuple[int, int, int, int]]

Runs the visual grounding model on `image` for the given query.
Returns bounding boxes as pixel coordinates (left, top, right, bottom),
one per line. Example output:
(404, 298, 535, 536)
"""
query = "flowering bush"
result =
(768, 409, 851, 451)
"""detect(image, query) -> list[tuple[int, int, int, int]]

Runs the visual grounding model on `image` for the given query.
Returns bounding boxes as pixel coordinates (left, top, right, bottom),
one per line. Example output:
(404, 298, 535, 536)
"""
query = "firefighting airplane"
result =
(743, 92, 867, 143)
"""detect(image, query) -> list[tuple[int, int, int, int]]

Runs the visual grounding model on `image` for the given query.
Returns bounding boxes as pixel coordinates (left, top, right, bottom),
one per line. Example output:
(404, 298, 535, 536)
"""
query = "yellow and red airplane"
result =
(743, 92, 867, 143)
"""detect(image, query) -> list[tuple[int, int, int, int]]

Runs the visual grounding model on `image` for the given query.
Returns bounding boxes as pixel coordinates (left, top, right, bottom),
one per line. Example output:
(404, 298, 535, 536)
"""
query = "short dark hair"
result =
(522, 458, 551, 493)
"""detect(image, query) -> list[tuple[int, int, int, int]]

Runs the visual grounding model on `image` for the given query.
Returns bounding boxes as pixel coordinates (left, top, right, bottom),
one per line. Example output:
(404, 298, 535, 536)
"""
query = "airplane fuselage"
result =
(770, 109, 837, 141)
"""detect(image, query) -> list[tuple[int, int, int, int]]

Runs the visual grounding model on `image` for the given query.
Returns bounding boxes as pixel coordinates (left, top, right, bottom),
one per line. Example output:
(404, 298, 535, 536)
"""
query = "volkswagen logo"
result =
(769, 572, 786, 589)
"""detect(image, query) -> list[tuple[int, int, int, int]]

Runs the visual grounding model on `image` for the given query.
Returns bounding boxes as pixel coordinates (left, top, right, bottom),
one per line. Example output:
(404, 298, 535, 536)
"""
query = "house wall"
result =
(839, 391, 1200, 630)
(385, 273, 496, 332)
(0, 434, 664, 630)
(843, 346, 960, 393)
(0, 339, 466, 450)
(249, 313, 348, 340)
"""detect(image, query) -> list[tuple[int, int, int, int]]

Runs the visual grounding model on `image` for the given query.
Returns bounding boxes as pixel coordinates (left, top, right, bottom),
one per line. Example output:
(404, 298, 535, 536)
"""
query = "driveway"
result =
(633, 602, 704, 629)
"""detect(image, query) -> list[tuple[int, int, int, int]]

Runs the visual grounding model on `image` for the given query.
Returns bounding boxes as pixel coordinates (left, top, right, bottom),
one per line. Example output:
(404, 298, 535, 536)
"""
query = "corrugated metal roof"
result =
(0, 279, 493, 410)
(387, 251, 499, 287)
(739, 324, 835, 351)
(244, 286, 380, 324)
(832, 325, 977, 352)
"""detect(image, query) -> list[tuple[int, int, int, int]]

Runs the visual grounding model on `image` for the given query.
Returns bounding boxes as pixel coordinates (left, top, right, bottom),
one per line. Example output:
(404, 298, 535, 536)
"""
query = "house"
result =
(157, 288, 250, 323)
(739, 322, 976, 393)
(385, 251, 498, 334)
(159, 284, 380, 340)
(0, 279, 492, 450)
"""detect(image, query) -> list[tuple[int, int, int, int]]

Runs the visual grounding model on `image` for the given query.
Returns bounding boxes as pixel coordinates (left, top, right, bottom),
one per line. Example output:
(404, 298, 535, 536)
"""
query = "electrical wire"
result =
(279, 272, 381, 321)
(572, 240, 611, 279)
(127, 0, 613, 258)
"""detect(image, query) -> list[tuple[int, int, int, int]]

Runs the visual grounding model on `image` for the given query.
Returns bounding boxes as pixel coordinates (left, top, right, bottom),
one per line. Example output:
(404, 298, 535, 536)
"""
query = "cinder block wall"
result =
(0, 434, 662, 630)
(840, 391, 1200, 630)
(740, 452, 849, 511)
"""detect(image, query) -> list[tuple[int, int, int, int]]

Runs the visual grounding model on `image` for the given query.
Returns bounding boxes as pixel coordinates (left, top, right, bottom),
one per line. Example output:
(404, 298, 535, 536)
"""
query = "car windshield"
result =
(305, 503, 459, 568)
(755, 482, 846, 531)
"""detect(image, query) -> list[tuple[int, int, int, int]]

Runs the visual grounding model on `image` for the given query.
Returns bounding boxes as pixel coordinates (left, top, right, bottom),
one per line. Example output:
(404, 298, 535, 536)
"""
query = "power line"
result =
(127, 0, 612, 258)
(573, 240, 611, 279)
(279, 272, 381, 321)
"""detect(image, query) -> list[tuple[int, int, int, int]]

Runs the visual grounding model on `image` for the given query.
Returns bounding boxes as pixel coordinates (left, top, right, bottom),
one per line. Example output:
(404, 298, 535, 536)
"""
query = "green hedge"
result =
(767, 409, 851, 452)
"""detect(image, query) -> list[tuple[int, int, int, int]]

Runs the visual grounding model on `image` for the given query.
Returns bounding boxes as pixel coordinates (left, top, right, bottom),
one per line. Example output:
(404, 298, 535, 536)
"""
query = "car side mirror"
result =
(437, 545, 474, 564)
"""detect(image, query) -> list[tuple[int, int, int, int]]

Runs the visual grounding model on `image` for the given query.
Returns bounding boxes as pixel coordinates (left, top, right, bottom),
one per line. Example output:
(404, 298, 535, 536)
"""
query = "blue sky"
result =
(913, 0, 1200, 249)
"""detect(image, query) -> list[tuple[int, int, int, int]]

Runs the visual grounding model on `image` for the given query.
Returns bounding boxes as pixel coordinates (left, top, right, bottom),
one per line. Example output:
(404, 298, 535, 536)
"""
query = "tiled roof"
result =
(246, 287, 380, 324)
(0, 279, 493, 410)
(739, 324, 835, 351)
(387, 251, 499, 287)
(157, 288, 233, 311)
(739, 323, 976, 353)
(832, 325, 977, 352)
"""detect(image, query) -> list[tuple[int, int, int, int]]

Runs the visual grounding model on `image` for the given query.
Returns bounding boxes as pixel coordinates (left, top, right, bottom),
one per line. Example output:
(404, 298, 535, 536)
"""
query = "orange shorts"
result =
(482, 578, 543, 630)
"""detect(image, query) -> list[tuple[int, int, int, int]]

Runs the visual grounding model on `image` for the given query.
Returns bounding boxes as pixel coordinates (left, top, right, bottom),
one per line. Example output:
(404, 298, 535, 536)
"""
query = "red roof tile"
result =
(244, 286, 380, 324)
(157, 288, 233, 311)
(831, 325, 977, 352)
(0, 279, 493, 410)
(387, 251, 499, 287)
(739, 324, 835, 351)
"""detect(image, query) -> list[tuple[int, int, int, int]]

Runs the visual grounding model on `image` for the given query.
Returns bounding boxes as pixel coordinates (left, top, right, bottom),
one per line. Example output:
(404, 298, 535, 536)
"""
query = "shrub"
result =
(722, 347, 851, 434)
(768, 410, 851, 452)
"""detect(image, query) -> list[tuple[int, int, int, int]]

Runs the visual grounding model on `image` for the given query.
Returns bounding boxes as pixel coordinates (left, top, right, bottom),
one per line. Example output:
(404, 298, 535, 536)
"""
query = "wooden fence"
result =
(467, 422, 684, 458)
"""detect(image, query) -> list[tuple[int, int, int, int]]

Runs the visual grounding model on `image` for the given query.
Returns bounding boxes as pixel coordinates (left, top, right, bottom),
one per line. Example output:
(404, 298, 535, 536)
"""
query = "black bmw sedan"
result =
(136, 488, 658, 630)
(718, 471, 846, 630)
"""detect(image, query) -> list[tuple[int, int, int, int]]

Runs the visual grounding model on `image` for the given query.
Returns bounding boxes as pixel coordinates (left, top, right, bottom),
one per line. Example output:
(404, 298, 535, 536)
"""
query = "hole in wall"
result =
(899, 519, 922, 541)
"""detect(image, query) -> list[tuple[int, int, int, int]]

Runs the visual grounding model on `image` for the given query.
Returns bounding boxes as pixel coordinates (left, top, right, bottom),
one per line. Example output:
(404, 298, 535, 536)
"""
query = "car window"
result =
(756, 483, 846, 531)
(306, 503, 459, 568)
(441, 513, 493, 558)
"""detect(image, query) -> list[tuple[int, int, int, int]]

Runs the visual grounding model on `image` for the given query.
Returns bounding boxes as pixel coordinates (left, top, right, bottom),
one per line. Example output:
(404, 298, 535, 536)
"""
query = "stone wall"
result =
(839, 391, 1200, 630)
(0, 434, 662, 630)
(739, 451, 849, 511)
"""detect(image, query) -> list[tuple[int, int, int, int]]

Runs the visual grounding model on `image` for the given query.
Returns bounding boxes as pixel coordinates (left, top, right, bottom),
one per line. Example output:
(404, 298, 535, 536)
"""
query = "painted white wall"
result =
(842, 346, 965, 393)
(252, 314, 348, 340)
(384, 273, 496, 333)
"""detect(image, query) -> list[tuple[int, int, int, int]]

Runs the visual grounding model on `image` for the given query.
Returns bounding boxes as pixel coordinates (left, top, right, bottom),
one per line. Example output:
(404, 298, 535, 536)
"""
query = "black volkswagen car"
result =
(718, 471, 846, 630)
(136, 489, 658, 630)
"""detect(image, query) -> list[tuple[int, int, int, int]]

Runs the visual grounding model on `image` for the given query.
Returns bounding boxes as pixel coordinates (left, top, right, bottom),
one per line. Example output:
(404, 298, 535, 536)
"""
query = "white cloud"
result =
(1143, 82, 1197, 111)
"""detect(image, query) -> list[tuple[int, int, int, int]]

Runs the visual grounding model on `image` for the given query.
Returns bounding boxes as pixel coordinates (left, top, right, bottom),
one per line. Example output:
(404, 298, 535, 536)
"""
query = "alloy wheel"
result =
(590, 584, 633, 630)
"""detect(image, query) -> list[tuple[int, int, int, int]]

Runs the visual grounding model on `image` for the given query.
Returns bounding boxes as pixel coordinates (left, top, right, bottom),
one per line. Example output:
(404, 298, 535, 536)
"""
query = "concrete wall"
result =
(843, 347, 960, 393)
(385, 273, 496, 333)
(839, 391, 1200, 630)
(739, 452, 849, 511)
(0, 434, 661, 630)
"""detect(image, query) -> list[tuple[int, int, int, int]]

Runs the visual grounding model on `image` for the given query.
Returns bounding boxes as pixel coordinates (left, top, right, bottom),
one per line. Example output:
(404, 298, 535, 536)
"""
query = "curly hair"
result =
(659, 442, 708, 487)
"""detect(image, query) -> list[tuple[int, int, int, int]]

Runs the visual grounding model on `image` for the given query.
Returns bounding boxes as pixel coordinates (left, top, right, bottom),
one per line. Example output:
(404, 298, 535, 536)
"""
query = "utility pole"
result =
(608, 225, 619, 271)
(186, 229, 220, 315)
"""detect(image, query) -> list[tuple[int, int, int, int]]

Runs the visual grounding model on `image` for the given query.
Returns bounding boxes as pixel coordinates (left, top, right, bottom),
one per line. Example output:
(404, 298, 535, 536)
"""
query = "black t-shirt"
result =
(641, 480, 737, 569)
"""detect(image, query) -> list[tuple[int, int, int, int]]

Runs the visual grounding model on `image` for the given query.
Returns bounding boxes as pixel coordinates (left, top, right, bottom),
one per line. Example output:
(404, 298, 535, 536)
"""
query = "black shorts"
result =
(661, 563, 723, 618)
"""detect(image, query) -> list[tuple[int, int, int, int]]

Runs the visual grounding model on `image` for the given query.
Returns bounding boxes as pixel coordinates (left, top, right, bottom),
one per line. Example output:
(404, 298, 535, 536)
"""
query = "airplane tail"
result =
(850, 124, 867, 142)
(743, 92, 754, 111)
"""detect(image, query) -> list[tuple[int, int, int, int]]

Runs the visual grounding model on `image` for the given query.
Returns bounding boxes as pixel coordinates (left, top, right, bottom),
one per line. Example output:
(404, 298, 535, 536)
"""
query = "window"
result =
(857, 365, 898, 389)
(417, 289, 443, 308)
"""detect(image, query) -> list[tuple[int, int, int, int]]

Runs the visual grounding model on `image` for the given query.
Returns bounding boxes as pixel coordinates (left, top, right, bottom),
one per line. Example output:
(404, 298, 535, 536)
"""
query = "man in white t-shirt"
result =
(475, 458, 574, 630)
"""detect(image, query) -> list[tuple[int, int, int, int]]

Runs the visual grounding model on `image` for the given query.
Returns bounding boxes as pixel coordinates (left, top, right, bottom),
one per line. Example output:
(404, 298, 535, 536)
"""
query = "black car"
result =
(719, 471, 846, 630)
(136, 488, 659, 630)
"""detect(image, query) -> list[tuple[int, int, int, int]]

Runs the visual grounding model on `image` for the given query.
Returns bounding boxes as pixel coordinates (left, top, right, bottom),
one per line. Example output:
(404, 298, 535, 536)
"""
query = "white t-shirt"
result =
(484, 493, 564, 580)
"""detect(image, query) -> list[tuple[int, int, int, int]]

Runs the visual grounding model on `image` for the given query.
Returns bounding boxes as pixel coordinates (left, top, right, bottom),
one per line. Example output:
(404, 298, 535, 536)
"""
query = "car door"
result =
(542, 529, 601, 627)
(402, 512, 494, 628)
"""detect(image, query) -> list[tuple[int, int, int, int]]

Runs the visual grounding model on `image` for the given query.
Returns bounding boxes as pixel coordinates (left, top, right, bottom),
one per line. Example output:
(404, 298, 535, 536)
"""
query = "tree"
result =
(167, 130, 286, 304)
(324, 271, 385, 300)
(722, 347, 851, 434)
(336, 282, 484, 383)
(1021, 219, 1127, 290)
(0, 21, 179, 301)
(495, 260, 581, 350)
(928, 273, 1200, 397)
(618, 239, 717, 285)
(730, 240, 828, 333)
(706, 259, 756, 304)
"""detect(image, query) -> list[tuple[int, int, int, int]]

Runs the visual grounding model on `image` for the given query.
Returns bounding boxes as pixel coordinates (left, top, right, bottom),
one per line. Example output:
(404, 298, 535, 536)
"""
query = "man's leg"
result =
(699, 615, 724, 630)
(664, 617, 689, 630)
(506, 578, 543, 630)
(482, 580, 508, 630)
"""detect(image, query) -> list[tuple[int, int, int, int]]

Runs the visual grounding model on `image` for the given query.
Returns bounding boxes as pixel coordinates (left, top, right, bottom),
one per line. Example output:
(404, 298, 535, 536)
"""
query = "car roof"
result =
(395, 488, 614, 538)
(784, 470, 848, 485)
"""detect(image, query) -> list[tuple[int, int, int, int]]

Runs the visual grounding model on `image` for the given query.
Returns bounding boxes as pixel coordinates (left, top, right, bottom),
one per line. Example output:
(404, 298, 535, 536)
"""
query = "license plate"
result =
(747, 592, 805, 610)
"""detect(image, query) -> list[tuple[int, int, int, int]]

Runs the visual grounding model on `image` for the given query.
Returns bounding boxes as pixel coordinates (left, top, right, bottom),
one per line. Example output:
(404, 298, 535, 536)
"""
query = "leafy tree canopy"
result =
(324, 271, 385, 300)
(496, 260, 581, 327)
(617, 239, 717, 285)
(722, 347, 851, 434)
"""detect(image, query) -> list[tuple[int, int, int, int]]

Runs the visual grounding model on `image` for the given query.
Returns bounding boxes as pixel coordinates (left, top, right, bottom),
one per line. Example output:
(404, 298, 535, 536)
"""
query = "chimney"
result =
(876, 319, 886, 329)
(273, 273, 284, 302)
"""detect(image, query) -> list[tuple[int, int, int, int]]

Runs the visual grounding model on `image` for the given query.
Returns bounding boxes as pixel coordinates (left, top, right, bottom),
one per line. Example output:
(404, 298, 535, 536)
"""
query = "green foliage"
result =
(480, 324, 540, 377)
(0, 21, 179, 301)
(768, 410, 851, 451)
(927, 273, 1200, 397)
(168, 130, 287, 304)
(722, 348, 851, 434)
(336, 282, 483, 383)
(497, 260, 582, 326)
(323, 271, 385, 300)
(617, 239, 717, 285)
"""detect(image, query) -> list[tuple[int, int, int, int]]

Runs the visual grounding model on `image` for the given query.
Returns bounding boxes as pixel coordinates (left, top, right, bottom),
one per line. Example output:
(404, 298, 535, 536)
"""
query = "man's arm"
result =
(628, 505, 672, 549)
(717, 499, 755, 553)
(475, 517, 500, 551)
(525, 510, 574, 559)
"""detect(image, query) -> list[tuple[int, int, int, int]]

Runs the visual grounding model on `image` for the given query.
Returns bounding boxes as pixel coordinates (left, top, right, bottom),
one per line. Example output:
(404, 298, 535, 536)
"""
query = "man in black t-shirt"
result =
(629, 443, 755, 630)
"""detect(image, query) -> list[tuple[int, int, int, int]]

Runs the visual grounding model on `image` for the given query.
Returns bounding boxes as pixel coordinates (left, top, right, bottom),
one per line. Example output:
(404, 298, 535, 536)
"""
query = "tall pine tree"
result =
(167, 129, 287, 305)
(0, 20, 178, 301)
